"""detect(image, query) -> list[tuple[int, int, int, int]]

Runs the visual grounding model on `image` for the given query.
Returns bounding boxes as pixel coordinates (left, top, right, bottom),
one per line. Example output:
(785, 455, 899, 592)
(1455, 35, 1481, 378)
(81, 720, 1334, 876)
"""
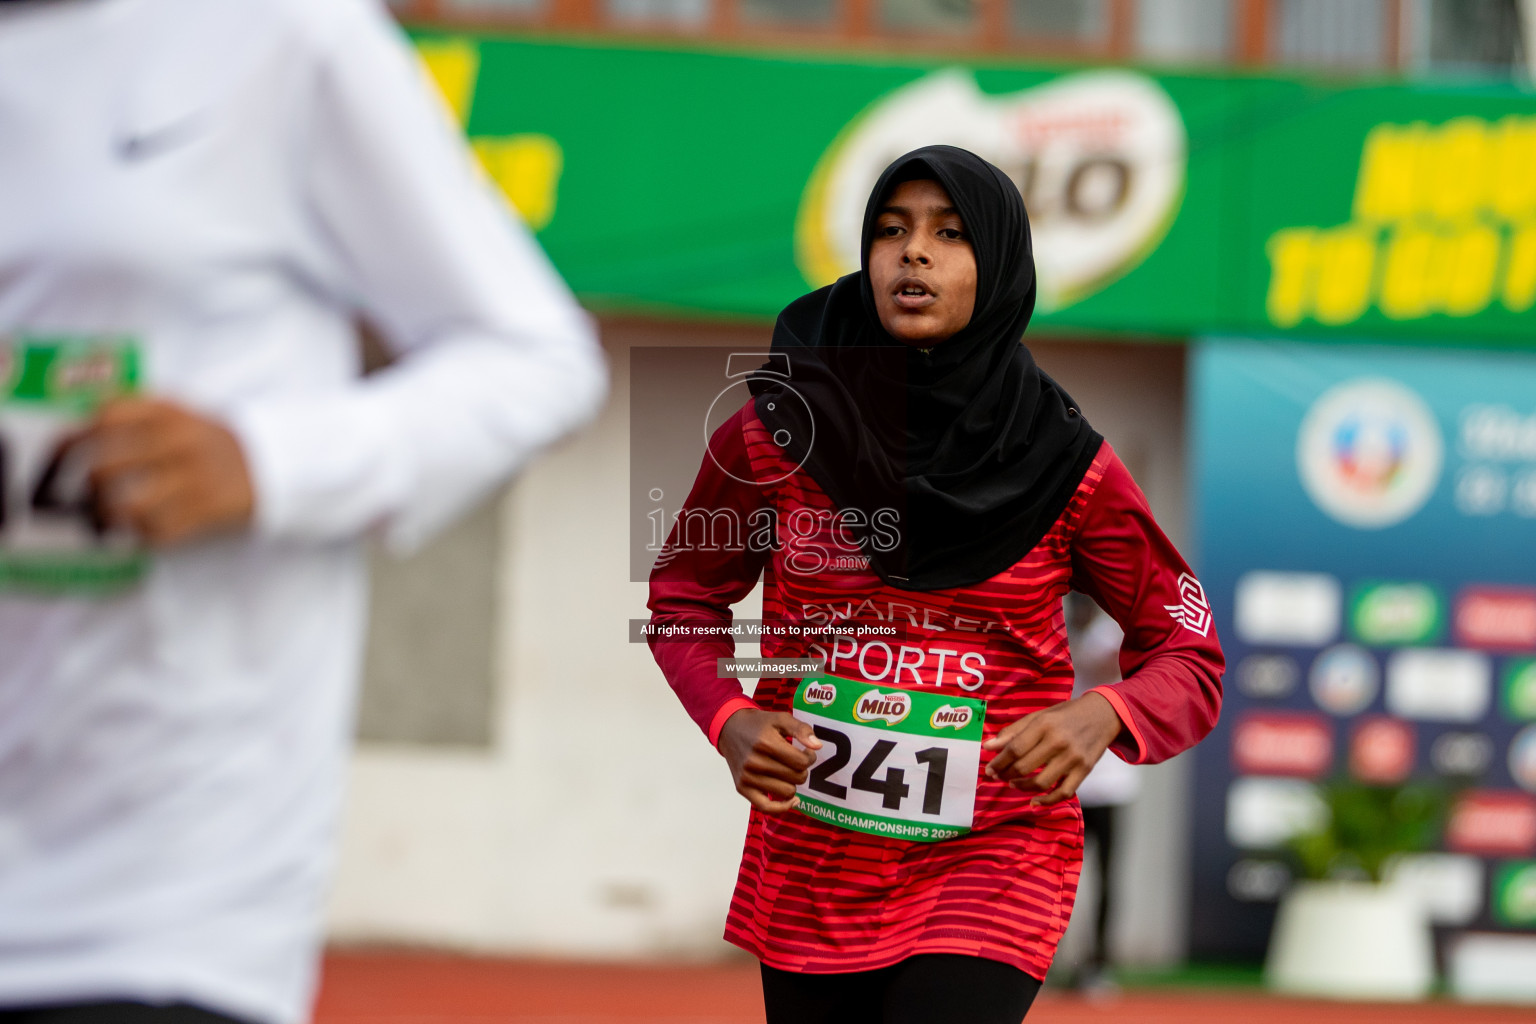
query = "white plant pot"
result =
(1265, 879, 1435, 1000)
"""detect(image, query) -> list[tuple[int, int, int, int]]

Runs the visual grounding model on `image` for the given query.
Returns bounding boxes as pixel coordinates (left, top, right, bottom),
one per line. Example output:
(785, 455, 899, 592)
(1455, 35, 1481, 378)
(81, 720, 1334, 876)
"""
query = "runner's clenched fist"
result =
(76, 398, 254, 547)
(982, 691, 1124, 807)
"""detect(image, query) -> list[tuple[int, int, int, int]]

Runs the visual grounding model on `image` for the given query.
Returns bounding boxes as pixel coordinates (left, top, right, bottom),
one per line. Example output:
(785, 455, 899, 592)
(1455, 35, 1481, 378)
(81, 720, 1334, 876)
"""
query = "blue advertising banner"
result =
(1190, 339, 1536, 961)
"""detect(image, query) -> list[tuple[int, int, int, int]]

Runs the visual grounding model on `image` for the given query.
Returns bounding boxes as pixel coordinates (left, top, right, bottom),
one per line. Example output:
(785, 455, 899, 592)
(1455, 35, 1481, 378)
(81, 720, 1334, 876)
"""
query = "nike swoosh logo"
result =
(116, 116, 205, 162)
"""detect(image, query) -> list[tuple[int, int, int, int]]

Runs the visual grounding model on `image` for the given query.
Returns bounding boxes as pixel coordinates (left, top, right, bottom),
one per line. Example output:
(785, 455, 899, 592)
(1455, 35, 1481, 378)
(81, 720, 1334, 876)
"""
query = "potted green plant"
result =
(1265, 781, 1449, 1000)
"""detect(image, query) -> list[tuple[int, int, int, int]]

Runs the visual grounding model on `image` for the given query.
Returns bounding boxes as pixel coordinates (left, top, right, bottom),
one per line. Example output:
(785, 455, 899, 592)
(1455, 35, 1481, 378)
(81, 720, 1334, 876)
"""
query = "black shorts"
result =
(761, 953, 1041, 1024)
(0, 1003, 250, 1024)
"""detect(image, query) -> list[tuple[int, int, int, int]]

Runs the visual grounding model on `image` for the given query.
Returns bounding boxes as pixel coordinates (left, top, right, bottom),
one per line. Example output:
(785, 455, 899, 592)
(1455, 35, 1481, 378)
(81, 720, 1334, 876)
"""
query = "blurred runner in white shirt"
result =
(1066, 594, 1140, 991)
(0, 0, 606, 1021)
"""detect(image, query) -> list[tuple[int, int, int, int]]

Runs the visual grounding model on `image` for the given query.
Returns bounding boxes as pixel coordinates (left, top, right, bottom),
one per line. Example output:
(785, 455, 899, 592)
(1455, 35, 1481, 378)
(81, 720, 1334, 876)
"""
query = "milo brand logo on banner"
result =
(795, 68, 1187, 312)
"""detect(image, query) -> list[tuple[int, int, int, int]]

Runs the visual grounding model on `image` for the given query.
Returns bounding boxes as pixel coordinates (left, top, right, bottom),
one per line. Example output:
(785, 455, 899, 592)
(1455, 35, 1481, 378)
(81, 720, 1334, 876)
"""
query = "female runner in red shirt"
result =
(648, 146, 1223, 1023)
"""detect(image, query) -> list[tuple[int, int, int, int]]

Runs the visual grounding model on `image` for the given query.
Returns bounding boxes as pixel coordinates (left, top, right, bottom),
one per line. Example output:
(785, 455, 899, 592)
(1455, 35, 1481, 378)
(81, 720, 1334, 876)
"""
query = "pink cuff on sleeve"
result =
(707, 696, 761, 750)
(1088, 685, 1149, 765)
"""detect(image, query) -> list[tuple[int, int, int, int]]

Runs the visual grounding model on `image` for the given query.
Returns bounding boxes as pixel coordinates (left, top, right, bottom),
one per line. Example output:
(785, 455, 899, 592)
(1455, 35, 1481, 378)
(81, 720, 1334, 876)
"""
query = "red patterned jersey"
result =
(648, 404, 1223, 979)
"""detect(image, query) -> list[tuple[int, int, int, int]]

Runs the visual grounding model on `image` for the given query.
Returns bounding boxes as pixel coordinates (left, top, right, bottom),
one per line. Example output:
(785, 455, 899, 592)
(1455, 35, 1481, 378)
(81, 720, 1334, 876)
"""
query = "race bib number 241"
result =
(792, 674, 986, 843)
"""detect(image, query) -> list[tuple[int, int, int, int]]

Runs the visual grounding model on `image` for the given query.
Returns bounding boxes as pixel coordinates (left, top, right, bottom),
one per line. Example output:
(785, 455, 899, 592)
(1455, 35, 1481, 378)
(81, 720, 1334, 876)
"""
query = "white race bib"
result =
(0, 338, 145, 592)
(792, 674, 986, 842)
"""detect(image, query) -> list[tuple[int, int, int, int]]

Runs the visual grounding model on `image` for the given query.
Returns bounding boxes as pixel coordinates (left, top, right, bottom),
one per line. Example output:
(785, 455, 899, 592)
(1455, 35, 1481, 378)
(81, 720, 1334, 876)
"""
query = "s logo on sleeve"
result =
(1166, 573, 1212, 636)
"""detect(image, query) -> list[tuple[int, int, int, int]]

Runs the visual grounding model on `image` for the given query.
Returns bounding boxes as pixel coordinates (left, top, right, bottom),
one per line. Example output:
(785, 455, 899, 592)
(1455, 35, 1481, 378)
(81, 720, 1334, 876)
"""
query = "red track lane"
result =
(314, 952, 1536, 1024)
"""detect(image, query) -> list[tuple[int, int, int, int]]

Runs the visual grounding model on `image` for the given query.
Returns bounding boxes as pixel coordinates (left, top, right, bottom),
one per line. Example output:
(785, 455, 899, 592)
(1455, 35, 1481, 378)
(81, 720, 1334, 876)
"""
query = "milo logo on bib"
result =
(853, 689, 911, 726)
(803, 681, 838, 706)
(793, 674, 986, 843)
(931, 704, 974, 730)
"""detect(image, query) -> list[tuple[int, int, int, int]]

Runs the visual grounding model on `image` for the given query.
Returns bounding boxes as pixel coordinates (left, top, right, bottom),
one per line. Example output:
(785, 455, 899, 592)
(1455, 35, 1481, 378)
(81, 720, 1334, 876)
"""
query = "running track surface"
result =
(314, 951, 1536, 1024)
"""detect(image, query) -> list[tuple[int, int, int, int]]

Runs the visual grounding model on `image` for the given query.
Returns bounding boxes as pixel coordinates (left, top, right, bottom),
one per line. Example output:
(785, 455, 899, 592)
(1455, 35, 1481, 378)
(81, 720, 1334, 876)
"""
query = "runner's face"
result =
(868, 179, 977, 346)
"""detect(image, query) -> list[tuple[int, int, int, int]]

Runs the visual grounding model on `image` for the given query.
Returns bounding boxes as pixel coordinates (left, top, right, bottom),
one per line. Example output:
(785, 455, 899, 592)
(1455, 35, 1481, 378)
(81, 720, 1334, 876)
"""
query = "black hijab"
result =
(751, 145, 1102, 591)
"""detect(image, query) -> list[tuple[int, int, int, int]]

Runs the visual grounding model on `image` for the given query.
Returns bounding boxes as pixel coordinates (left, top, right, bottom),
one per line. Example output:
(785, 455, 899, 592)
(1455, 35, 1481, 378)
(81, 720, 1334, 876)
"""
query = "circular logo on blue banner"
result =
(1297, 378, 1443, 529)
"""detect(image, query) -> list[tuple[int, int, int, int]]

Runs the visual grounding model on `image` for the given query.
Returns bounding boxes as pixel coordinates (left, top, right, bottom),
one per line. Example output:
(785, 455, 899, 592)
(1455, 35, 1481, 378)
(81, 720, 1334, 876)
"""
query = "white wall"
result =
(327, 325, 1195, 967)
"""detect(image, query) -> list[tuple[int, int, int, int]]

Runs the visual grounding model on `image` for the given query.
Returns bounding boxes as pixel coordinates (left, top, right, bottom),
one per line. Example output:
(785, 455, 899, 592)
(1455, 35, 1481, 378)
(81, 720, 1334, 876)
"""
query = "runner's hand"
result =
(718, 708, 823, 815)
(981, 692, 1124, 807)
(76, 398, 255, 547)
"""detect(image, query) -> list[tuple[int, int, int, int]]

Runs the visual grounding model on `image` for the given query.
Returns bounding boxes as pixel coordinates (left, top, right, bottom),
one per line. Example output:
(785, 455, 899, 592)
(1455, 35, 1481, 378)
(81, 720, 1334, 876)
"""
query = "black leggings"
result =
(0, 1003, 249, 1024)
(761, 954, 1041, 1024)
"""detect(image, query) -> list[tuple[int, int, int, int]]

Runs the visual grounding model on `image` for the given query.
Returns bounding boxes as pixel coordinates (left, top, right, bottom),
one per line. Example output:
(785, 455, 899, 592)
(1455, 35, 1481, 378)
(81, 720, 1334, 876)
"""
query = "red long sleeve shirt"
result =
(648, 404, 1223, 978)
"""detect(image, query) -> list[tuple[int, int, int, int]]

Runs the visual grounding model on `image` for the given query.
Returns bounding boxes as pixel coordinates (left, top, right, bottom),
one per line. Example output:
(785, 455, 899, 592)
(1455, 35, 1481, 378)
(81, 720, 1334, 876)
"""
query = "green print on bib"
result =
(0, 338, 146, 592)
(792, 674, 986, 842)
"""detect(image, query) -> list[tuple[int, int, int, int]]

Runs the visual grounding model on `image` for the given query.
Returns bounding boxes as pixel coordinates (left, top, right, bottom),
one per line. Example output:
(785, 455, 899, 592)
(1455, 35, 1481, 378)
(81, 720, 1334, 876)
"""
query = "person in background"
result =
(1065, 592, 1140, 994)
(0, 1, 605, 1022)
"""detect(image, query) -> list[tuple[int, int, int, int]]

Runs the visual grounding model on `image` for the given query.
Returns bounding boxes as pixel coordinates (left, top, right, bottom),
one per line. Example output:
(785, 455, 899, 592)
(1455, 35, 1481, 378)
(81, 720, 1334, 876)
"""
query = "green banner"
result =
(415, 33, 1536, 344)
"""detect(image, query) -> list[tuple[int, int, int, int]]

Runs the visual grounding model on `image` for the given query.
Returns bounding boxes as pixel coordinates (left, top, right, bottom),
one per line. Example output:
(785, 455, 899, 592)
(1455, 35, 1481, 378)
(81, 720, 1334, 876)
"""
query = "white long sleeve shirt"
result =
(0, 0, 606, 1020)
